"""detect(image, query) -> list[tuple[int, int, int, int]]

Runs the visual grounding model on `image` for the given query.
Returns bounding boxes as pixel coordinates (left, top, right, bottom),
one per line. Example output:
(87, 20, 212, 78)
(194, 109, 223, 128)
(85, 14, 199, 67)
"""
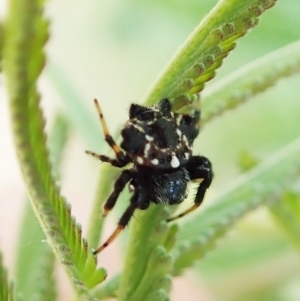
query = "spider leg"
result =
(94, 203, 137, 254)
(93, 98, 126, 161)
(85, 99, 130, 167)
(93, 185, 148, 254)
(102, 169, 132, 217)
(93, 202, 137, 254)
(85, 151, 129, 168)
(167, 155, 213, 222)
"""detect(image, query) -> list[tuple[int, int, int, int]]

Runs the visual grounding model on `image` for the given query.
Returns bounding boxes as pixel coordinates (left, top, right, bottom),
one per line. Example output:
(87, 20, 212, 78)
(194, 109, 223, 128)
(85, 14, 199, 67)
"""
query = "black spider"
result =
(86, 98, 213, 254)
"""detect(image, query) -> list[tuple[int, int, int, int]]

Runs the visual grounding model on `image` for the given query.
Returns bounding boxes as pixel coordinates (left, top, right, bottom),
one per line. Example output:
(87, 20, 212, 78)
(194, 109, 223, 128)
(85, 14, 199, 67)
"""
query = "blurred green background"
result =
(1, 0, 300, 300)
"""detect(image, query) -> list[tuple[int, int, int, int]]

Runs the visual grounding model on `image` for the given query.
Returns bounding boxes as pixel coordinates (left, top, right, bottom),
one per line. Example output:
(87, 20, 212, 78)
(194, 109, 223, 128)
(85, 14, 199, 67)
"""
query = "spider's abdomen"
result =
(131, 165, 190, 205)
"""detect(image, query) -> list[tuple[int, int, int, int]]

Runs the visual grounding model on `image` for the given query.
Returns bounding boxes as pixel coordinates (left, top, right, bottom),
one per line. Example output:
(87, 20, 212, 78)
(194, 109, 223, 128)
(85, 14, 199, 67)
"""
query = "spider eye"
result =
(129, 104, 155, 121)
(159, 158, 165, 164)
(166, 155, 172, 163)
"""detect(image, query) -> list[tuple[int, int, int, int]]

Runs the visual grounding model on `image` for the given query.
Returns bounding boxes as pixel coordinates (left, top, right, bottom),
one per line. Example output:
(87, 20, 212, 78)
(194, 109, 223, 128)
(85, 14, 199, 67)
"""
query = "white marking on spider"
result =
(170, 153, 180, 168)
(151, 158, 159, 165)
(129, 184, 135, 192)
(144, 143, 151, 155)
(137, 157, 144, 164)
(184, 152, 190, 160)
(145, 135, 154, 141)
(182, 135, 188, 144)
(176, 129, 182, 136)
(132, 123, 145, 133)
(176, 115, 182, 125)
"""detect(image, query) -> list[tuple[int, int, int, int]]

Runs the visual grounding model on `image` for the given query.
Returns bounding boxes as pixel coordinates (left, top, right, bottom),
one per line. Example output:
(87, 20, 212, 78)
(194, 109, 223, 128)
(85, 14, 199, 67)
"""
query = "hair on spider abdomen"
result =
(85, 98, 213, 254)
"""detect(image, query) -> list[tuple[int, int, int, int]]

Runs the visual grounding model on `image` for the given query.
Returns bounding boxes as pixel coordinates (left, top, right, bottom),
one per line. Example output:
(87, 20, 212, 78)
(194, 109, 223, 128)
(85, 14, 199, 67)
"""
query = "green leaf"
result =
(14, 115, 70, 301)
(14, 204, 56, 301)
(0, 253, 14, 301)
(4, 0, 105, 298)
(93, 227, 178, 300)
(93, 274, 120, 300)
(87, 165, 119, 249)
(142, 0, 277, 109)
(118, 207, 173, 301)
(172, 136, 300, 274)
(201, 39, 300, 124)
(270, 191, 300, 251)
(48, 114, 70, 177)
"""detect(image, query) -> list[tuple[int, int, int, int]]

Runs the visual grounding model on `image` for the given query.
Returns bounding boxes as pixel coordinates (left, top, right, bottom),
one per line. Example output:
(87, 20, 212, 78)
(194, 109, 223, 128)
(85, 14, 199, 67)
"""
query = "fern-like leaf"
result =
(4, 0, 105, 298)
(93, 274, 120, 300)
(201, 39, 300, 124)
(173, 136, 300, 274)
(14, 115, 70, 300)
(142, 0, 277, 110)
(118, 207, 174, 301)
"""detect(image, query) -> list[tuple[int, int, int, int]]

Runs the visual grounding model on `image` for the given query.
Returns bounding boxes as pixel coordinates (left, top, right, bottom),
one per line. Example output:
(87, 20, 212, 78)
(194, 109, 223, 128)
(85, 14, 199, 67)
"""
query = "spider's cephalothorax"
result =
(120, 98, 199, 169)
(86, 98, 213, 254)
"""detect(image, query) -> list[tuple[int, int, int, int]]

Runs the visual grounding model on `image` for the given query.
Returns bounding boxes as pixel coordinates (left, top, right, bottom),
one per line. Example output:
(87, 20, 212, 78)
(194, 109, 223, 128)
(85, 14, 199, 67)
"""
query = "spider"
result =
(86, 98, 213, 254)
